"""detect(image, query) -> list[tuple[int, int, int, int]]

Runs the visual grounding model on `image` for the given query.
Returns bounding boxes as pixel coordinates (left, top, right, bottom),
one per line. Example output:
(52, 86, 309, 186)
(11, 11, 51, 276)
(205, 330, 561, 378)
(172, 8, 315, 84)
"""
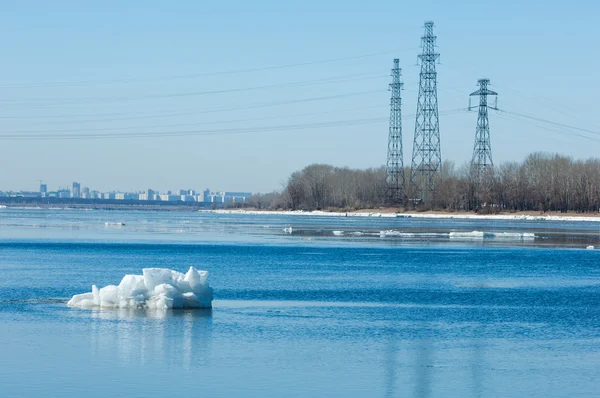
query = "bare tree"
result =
(273, 152, 600, 213)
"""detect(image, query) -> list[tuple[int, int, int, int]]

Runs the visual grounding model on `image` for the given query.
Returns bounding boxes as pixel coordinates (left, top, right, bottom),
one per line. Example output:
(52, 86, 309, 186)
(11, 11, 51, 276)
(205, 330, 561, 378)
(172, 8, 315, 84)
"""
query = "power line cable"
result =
(0, 109, 468, 140)
(0, 50, 415, 89)
(15, 90, 386, 126)
(0, 117, 388, 140)
(0, 73, 388, 104)
(494, 111, 600, 143)
(440, 61, 597, 128)
(497, 109, 600, 136)
(6, 105, 387, 135)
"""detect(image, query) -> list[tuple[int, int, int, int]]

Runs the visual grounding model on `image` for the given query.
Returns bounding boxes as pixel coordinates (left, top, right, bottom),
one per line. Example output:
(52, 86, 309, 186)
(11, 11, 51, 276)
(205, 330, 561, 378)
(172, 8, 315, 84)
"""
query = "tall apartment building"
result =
(72, 182, 81, 198)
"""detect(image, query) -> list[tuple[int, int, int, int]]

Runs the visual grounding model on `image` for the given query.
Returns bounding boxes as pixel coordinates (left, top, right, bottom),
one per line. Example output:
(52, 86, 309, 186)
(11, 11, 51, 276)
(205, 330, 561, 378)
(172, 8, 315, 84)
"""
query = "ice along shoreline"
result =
(200, 209, 600, 223)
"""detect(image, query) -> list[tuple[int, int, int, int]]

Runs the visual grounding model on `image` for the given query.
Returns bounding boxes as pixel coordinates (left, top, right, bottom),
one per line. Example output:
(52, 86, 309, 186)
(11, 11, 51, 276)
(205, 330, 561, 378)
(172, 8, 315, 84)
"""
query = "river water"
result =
(1, 209, 599, 397)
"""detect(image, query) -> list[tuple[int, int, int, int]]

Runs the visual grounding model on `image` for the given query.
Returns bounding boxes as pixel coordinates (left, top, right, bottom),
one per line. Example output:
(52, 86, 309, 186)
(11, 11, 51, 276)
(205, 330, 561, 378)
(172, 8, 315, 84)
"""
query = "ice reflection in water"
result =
(89, 308, 212, 369)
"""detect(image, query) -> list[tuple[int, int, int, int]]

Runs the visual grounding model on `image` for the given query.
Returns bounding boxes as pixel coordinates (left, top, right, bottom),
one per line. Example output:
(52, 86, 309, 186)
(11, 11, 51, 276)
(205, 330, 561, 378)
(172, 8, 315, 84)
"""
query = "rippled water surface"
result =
(1, 209, 599, 397)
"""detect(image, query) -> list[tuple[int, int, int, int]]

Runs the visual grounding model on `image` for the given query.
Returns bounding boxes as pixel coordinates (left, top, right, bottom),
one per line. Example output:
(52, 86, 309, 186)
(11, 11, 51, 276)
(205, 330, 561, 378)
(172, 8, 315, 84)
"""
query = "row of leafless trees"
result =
(243, 153, 600, 213)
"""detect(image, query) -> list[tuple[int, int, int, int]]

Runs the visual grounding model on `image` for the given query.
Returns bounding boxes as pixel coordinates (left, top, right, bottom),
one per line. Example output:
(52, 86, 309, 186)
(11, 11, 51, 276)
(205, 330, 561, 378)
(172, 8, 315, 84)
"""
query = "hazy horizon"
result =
(1, 1, 598, 193)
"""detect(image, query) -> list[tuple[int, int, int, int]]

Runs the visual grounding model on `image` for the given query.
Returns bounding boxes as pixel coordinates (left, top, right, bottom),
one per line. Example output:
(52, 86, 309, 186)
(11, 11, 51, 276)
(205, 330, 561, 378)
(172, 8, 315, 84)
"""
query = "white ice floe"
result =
(283, 227, 293, 234)
(332, 230, 344, 236)
(0, 205, 6, 209)
(376, 230, 535, 240)
(586, 245, 595, 250)
(380, 230, 406, 237)
(67, 267, 213, 309)
(493, 232, 535, 240)
(449, 231, 486, 239)
(449, 231, 535, 240)
(379, 230, 447, 238)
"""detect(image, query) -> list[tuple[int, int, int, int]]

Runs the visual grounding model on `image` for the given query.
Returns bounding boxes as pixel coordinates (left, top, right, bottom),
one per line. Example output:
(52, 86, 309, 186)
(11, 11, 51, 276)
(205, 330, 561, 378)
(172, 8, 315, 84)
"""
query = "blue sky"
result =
(0, 1, 598, 193)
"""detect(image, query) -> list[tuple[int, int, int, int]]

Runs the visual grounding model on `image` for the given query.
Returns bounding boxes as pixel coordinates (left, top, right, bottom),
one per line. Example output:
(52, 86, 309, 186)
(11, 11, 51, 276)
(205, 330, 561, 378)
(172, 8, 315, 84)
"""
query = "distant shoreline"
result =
(0, 203, 205, 212)
(4, 204, 600, 222)
(0, 197, 211, 211)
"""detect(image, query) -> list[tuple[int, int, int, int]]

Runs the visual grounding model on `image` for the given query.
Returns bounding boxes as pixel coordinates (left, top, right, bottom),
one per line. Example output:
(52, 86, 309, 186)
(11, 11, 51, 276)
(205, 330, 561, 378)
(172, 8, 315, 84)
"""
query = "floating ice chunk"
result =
(449, 231, 485, 239)
(586, 245, 595, 250)
(99, 285, 120, 307)
(380, 230, 398, 237)
(185, 266, 207, 288)
(118, 275, 145, 297)
(379, 230, 450, 238)
(493, 232, 535, 240)
(152, 283, 184, 308)
(283, 227, 293, 234)
(184, 266, 212, 307)
(67, 267, 213, 309)
(449, 231, 536, 240)
(104, 221, 125, 227)
(92, 285, 100, 306)
(68, 292, 96, 308)
(143, 268, 175, 291)
(332, 230, 344, 236)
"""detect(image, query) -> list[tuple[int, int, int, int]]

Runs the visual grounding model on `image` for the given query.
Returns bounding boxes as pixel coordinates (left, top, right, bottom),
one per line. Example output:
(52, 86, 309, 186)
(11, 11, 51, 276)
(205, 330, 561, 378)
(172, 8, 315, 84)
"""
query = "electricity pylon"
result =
(410, 21, 441, 204)
(469, 78, 498, 177)
(386, 58, 405, 204)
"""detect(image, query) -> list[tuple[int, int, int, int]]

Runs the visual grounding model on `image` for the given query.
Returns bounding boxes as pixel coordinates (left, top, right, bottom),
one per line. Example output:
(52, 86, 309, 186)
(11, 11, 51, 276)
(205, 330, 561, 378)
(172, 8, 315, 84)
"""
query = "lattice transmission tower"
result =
(386, 58, 405, 204)
(469, 78, 498, 177)
(410, 21, 441, 204)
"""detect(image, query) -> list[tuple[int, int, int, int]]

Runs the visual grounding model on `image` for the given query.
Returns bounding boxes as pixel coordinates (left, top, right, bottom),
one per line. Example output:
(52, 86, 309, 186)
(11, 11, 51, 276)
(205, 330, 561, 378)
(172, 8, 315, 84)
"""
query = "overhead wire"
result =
(11, 90, 387, 126)
(494, 110, 600, 143)
(0, 108, 469, 140)
(496, 109, 600, 137)
(439, 60, 597, 126)
(0, 73, 389, 105)
(0, 117, 389, 140)
(6, 105, 388, 135)
(0, 49, 415, 89)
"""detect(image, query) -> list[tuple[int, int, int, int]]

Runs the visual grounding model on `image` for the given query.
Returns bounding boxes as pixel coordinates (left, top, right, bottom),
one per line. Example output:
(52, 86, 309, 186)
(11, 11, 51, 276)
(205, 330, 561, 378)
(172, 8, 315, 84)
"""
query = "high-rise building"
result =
(40, 184, 47, 194)
(72, 182, 81, 198)
(202, 188, 252, 204)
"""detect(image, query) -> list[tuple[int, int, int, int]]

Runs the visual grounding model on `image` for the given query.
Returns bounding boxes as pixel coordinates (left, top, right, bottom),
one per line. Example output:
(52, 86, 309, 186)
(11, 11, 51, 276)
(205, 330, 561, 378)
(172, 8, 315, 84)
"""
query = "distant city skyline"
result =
(1, 1, 599, 193)
(0, 180, 252, 204)
(0, 180, 245, 196)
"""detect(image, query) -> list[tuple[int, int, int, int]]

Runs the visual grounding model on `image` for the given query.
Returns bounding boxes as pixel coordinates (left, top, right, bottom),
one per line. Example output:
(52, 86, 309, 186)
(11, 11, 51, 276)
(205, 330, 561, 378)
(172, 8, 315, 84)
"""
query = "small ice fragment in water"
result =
(67, 267, 213, 309)
(332, 230, 344, 236)
(283, 227, 293, 234)
(104, 221, 125, 227)
(586, 245, 595, 250)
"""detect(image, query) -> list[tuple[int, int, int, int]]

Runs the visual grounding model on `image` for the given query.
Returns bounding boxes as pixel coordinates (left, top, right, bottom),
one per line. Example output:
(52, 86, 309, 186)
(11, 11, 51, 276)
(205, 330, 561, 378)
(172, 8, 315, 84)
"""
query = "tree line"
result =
(242, 152, 600, 213)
